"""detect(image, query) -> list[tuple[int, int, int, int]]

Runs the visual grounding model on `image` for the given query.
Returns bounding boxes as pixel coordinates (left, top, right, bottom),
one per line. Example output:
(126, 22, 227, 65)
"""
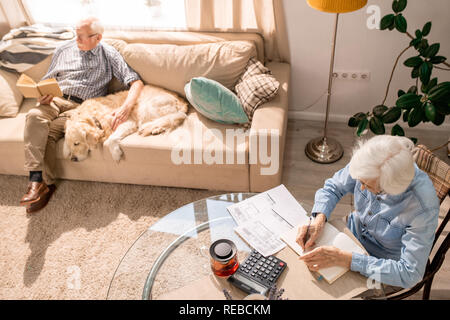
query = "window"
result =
(22, 0, 187, 29)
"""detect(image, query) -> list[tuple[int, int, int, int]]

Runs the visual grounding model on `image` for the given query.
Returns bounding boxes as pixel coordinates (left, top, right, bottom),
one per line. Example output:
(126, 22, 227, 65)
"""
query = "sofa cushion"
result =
(0, 69, 23, 117)
(103, 31, 265, 63)
(121, 41, 257, 97)
(185, 77, 248, 124)
(235, 58, 280, 122)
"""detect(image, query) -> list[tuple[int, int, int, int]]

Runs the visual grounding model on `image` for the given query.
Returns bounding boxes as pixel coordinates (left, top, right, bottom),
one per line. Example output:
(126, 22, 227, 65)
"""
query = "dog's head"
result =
(64, 116, 103, 162)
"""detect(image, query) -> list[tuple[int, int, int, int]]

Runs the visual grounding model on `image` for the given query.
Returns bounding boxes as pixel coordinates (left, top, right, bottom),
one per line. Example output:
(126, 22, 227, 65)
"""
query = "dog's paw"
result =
(140, 125, 167, 136)
(105, 138, 123, 162)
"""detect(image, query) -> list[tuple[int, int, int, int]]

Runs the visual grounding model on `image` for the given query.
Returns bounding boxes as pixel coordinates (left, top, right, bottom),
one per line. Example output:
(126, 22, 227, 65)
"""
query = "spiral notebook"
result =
(280, 223, 367, 284)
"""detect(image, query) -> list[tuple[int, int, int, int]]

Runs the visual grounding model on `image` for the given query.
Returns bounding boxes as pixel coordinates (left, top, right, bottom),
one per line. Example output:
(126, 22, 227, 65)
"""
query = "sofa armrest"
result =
(249, 62, 290, 192)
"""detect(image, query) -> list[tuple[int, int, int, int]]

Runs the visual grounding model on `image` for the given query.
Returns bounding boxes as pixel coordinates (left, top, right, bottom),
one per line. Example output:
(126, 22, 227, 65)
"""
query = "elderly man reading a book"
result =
(20, 17, 143, 213)
(296, 135, 439, 296)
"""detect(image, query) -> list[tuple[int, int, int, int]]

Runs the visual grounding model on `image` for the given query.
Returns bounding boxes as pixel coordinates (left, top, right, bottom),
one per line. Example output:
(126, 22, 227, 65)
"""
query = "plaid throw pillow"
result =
(235, 58, 280, 122)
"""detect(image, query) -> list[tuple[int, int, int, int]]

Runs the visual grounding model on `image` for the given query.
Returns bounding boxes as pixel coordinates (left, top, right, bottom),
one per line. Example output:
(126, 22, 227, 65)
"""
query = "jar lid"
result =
(210, 239, 237, 263)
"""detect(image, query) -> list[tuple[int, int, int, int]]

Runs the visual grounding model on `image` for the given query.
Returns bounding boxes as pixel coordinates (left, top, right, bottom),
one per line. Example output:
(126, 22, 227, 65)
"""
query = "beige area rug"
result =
(0, 174, 221, 299)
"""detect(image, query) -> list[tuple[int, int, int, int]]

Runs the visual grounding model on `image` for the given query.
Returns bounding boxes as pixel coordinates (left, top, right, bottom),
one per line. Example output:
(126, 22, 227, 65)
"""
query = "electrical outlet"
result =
(333, 71, 370, 81)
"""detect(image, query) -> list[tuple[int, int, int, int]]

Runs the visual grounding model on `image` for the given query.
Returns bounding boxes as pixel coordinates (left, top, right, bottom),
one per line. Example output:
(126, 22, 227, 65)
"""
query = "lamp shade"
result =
(307, 0, 367, 13)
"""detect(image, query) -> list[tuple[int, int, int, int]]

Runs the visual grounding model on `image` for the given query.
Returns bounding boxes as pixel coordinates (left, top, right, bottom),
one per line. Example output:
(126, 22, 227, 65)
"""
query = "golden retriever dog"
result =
(64, 85, 188, 162)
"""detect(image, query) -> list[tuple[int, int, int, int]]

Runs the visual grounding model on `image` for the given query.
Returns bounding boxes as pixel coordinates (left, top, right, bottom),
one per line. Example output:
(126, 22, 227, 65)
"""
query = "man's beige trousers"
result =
(24, 97, 79, 185)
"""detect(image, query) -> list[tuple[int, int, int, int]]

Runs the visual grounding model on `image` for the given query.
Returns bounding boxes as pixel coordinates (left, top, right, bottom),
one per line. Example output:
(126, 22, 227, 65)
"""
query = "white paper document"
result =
(227, 184, 310, 256)
(280, 223, 367, 284)
(234, 220, 287, 257)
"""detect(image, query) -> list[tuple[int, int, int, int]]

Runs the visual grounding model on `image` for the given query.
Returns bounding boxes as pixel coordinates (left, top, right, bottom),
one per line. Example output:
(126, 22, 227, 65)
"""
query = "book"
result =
(280, 222, 367, 284)
(16, 73, 63, 98)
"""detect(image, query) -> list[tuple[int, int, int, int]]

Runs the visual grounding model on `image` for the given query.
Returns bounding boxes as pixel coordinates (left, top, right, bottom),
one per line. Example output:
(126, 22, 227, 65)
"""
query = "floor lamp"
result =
(304, 0, 368, 164)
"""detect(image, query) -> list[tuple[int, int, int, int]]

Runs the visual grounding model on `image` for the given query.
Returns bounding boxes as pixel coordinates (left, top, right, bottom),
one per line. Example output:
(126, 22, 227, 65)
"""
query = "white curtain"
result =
(0, 0, 32, 37)
(184, 0, 290, 63)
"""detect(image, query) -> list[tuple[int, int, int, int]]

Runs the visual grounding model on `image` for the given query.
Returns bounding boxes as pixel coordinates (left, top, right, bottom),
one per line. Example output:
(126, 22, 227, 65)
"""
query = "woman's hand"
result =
(38, 94, 53, 105)
(299, 246, 352, 271)
(296, 213, 327, 251)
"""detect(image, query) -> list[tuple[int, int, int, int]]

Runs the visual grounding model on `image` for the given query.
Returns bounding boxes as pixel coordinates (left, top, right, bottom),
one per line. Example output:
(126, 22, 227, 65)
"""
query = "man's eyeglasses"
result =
(76, 33, 98, 41)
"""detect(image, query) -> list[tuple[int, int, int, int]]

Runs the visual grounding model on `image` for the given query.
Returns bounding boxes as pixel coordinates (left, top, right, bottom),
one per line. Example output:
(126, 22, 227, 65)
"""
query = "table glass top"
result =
(106, 193, 314, 300)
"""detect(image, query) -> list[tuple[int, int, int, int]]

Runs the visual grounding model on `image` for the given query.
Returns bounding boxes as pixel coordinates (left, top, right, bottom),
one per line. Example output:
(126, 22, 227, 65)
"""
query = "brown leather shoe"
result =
(26, 184, 56, 214)
(20, 181, 49, 206)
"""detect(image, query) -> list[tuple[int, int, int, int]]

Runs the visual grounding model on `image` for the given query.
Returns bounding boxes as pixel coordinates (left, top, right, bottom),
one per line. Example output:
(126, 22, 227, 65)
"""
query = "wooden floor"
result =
(281, 119, 450, 300)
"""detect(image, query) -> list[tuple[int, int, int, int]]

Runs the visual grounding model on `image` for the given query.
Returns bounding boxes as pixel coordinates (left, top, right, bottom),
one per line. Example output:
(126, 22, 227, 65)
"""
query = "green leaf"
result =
(432, 112, 445, 125)
(392, 0, 400, 13)
(373, 105, 388, 117)
(382, 107, 402, 123)
(394, 14, 407, 33)
(348, 112, 366, 127)
(404, 56, 423, 67)
(391, 124, 405, 136)
(408, 106, 425, 127)
(430, 56, 447, 64)
(380, 14, 395, 30)
(396, 92, 422, 109)
(397, 0, 407, 12)
(410, 38, 420, 48)
(424, 103, 436, 122)
(370, 117, 385, 135)
(434, 100, 450, 115)
(419, 62, 432, 84)
(424, 43, 440, 58)
(411, 65, 420, 78)
(421, 77, 438, 94)
(422, 22, 432, 37)
(356, 118, 368, 137)
(407, 85, 417, 94)
(403, 109, 411, 121)
(409, 137, 418, 145)
(428, 82, 450, 101)
(415, 29, 422, 39)
(418, 39, 429, 50)
(398, 89, 406, 97)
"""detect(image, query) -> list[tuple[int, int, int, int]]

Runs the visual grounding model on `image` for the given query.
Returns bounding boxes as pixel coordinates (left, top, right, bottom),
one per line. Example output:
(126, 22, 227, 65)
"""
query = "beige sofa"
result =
(0, 31, 290, 192)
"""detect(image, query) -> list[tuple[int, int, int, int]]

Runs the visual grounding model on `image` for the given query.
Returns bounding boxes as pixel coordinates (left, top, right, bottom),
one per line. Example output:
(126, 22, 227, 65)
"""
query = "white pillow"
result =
(0, 69, 23, 117)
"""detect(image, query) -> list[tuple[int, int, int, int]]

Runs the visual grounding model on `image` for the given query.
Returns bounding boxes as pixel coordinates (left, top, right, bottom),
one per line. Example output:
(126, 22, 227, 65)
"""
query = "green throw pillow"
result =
(184, 77, 249, 124)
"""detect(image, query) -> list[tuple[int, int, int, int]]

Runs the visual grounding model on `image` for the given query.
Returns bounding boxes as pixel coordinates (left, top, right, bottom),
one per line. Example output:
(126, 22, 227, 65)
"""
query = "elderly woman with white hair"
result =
(296, 135, 439, 291)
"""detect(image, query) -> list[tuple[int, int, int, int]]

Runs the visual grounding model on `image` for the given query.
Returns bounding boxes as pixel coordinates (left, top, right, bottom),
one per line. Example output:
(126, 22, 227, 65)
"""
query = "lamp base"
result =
(305, 136, 344, 164)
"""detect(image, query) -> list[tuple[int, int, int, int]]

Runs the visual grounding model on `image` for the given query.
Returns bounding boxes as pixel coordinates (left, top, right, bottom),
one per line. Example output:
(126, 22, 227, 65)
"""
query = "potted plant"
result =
(348, 0, 450, 142)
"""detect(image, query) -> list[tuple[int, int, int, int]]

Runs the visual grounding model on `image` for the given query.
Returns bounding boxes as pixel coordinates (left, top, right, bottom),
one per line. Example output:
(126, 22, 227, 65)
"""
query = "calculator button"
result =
(279, 262, 285, 267)
(263, 274, 267, 279)
(258, 271, 263, 276)
(268, 257, 273, 261)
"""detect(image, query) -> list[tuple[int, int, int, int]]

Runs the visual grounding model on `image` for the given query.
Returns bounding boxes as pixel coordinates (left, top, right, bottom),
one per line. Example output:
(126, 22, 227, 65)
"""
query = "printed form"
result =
(227, 185, 310, 256)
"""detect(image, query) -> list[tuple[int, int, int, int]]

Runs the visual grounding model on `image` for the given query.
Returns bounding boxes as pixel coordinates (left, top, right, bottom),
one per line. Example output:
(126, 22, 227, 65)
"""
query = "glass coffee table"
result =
(106, 193, 313, 300)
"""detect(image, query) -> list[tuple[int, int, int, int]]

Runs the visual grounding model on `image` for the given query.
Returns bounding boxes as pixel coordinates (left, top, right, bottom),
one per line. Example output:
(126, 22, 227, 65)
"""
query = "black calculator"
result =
(227, 250, 287, 295)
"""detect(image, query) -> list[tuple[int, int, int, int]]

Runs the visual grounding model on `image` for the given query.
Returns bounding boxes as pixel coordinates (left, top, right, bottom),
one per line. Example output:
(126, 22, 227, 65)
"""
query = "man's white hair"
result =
(349, 135, 415, 195)
(77, 17, 104, 34)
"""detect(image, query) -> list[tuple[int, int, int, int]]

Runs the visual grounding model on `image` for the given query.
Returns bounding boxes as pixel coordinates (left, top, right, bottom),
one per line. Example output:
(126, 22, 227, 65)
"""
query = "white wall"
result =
(283, 0, 450, 129)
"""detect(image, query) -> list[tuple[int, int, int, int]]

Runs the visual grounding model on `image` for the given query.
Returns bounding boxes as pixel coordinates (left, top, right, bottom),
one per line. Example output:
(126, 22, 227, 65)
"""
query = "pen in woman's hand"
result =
(304, 216, 313, 247)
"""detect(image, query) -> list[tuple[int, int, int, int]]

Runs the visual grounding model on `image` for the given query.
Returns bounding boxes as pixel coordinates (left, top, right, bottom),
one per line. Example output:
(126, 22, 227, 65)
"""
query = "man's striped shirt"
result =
(42, 40, 140, 101)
